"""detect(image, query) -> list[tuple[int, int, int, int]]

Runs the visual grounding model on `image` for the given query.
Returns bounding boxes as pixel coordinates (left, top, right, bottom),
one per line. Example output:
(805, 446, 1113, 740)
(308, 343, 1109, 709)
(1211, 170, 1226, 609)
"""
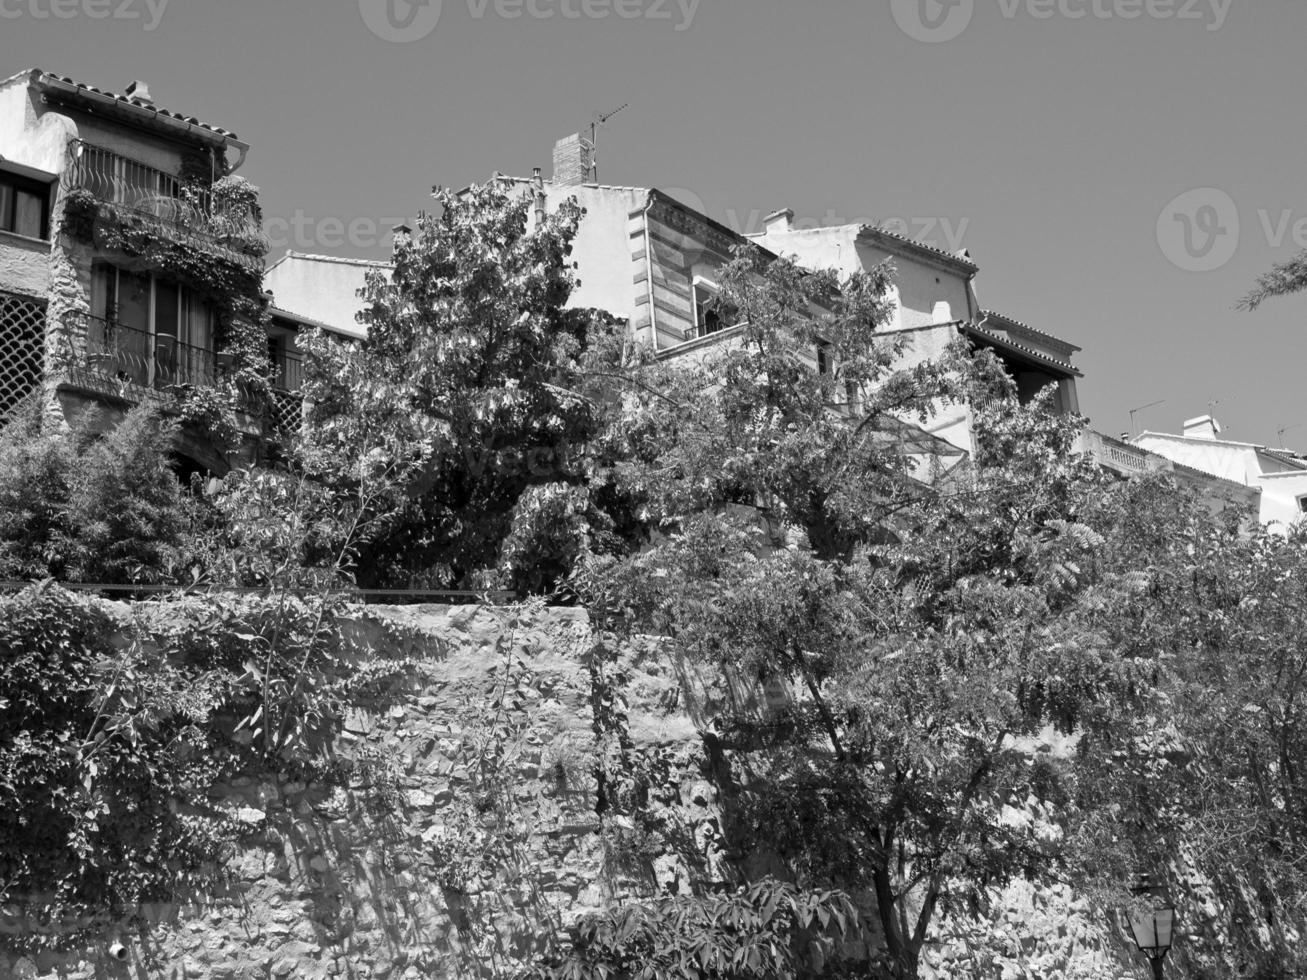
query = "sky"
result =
(2, 0, 1302, 445)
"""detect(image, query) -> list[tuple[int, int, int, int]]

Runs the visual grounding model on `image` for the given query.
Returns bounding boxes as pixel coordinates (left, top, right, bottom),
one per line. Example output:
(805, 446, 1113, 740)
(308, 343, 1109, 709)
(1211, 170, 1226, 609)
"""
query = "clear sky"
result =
(2, 0, 1301, 445)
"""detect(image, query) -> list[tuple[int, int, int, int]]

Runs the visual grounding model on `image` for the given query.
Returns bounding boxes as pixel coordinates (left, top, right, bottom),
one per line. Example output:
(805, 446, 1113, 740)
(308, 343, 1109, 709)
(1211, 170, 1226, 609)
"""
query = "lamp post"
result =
(1126, 899, 1176, 980)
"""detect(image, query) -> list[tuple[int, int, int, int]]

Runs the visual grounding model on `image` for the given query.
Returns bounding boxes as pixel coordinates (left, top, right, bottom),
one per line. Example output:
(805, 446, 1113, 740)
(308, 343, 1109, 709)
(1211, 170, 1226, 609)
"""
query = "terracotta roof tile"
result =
(34, 71, 240, 143)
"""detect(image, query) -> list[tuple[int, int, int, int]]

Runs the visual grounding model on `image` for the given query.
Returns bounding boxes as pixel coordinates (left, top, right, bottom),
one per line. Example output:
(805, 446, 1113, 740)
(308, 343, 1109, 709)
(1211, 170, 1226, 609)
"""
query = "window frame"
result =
(0, 168, 54, 241)
(691, 275, 740, 339)
(91, 263, 216, 387)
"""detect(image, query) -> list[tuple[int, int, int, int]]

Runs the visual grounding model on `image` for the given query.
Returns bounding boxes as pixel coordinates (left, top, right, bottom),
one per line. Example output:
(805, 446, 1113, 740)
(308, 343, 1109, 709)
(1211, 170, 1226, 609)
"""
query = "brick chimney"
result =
(553, 133, 590, 187)
(1183, 415, 1222, 440)
(124, 80, 152, 105)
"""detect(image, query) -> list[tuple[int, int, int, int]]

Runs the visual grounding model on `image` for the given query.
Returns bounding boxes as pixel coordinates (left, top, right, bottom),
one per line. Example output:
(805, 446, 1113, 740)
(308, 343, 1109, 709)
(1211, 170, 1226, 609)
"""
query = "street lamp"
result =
(1126, 901, 1176, 979)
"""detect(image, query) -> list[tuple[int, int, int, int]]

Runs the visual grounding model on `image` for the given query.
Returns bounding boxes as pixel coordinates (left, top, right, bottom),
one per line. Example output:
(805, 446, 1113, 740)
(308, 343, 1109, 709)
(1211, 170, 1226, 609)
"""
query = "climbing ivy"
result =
(60, 175, 273, 453)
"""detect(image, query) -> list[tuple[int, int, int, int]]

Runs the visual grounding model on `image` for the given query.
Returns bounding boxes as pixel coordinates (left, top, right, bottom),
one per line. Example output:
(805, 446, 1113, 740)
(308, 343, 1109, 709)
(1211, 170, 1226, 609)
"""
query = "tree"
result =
(1239, 250, 1307, 311)
(297, 181, 621, 591)
(1068, 496, 1307, 978)
(574, 246, 1181, 977)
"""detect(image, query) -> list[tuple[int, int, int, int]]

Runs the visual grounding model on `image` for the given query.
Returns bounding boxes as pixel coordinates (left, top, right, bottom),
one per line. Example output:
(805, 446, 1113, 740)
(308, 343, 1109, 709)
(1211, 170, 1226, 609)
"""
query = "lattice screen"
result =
(0, 293, 45, 420)
(266, 390, 304, 437)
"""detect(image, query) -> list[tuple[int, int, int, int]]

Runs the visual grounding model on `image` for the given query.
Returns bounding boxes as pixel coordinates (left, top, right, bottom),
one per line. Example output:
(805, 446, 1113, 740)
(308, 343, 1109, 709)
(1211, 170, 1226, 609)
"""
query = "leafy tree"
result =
(298, 181, 621, 591)
(1069, 497, 1307, 978)
(581, 245, 969, 562)
(573, 245, 1192, 977)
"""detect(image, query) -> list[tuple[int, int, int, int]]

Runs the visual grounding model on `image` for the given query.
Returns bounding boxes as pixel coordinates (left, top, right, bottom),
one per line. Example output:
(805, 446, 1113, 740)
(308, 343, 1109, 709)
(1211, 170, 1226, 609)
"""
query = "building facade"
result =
(1132, 415, 1307, 529)
(0, 69, 289, 473)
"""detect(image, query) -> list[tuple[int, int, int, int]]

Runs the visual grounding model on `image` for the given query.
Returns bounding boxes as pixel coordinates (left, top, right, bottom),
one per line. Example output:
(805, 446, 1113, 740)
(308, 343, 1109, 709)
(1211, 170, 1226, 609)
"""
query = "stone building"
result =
(0, 69, 292, 473)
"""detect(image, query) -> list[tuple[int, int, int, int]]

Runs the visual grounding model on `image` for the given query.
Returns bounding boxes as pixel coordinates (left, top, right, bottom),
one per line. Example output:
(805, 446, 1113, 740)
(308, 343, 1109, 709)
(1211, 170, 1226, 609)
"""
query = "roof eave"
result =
(856, 225, 980, 276)
(35, 73, 248, 153)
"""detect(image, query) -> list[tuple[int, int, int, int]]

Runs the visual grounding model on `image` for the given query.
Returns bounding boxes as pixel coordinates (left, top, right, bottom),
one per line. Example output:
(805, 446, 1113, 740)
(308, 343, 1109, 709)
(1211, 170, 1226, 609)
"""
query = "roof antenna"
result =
(582, 103, 628, 183)
(1277, 423, 1300, 449)
(1129, 399, 1165, 436)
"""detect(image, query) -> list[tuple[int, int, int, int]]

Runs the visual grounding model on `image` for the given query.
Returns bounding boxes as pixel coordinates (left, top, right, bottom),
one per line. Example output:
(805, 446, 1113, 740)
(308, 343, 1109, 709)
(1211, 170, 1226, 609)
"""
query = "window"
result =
(1298, 495, 1307, 516)
(692, 277, 738, 338)
(90, 263, 215, 386)
(816, 342, 832, 376)
(0, 171, 51, 240)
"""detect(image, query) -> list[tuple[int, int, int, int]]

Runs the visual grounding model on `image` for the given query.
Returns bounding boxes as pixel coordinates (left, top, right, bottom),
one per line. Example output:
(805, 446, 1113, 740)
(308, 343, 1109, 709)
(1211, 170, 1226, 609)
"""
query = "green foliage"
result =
(1067, 503, 1307, 977)
(531, 879, 866, 980)
(0, 584, 237, 944)
(0, 582, 423, 947)
(0, 406, 193, 585)
(298, 181, 621, 590)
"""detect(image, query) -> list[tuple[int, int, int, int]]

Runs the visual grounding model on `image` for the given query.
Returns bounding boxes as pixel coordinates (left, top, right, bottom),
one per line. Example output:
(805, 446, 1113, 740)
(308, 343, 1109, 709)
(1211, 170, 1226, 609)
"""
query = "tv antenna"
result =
(582, 103, 629, 183)
(1129, 399, 1165, 436)
(1277, 423, 1301, 449)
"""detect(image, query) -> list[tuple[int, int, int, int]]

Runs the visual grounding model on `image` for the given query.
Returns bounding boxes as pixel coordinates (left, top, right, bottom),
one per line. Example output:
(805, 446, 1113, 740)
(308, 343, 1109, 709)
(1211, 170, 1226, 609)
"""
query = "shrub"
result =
(0, 406, 192, 585)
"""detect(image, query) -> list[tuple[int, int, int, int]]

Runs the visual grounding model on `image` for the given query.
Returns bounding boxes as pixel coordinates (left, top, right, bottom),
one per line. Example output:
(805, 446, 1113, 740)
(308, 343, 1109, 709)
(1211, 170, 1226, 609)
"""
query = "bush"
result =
(0, 406, 192, 585)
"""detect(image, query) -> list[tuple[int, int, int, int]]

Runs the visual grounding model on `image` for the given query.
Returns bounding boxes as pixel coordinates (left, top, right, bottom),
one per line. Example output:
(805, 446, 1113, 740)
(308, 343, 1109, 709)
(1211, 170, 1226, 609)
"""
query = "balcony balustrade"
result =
(76, 312, 216, 390)
(62, 140, 266, 270)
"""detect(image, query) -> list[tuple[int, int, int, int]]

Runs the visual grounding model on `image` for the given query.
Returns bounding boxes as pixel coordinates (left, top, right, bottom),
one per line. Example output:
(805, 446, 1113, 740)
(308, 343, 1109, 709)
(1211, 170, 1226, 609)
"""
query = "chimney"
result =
(532, 167, 546, 226)
(124, 81, 152, 105)
(764, 208, 793, 235)
(553, 133, 590, 187)
(1183, 415, 1222, 440)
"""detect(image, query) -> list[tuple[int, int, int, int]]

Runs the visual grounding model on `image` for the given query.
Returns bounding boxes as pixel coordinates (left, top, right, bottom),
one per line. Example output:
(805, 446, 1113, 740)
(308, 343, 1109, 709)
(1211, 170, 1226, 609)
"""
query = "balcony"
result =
(75, 312, 216, 391)
(62, 140, 266, 272)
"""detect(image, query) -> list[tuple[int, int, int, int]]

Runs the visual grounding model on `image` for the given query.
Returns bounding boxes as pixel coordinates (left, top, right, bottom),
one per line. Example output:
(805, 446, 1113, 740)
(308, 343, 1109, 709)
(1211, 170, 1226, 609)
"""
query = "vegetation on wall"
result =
(60, 173, 272, 452)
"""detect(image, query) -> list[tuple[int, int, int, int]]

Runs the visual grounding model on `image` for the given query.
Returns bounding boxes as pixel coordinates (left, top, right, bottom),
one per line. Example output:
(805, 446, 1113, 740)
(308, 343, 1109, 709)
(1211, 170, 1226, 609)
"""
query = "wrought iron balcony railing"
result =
(62, 140, 266, 265)
(77, 312, 216, 390)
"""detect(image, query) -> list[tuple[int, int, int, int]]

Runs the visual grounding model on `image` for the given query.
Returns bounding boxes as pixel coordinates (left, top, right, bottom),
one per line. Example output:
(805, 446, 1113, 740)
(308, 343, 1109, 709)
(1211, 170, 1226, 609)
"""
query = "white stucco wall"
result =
(1132, 433, 1307, 531)
(0, 72, 73, 176)
(1257, 472, 1307, 529)
(747, 225, 978, 334)
(547, 183, 644, 320)
(263, 253, 385, 339)
(0, 231, 50, 297)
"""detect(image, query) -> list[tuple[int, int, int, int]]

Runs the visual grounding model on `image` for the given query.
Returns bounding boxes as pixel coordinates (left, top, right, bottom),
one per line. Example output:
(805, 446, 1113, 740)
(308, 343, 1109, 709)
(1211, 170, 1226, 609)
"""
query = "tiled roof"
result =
(963, 321, 1082, 376)
(858, 225, 980, 274)
(32, 70, 244, 146)
(980, 309, 1081, 354)
(267, 250, 394, 271)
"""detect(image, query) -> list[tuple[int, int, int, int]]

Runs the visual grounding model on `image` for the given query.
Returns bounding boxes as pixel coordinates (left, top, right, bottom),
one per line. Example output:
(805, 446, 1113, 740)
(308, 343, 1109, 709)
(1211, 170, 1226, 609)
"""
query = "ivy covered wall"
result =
(0, 603, 737, 980)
